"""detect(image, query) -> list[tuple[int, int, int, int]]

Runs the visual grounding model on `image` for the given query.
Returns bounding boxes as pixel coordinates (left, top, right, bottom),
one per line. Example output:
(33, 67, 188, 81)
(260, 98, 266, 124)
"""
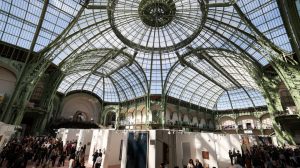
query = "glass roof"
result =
(57, 49, 148, 102)
(215, 87, 266, 110)
(1, 0, 294, 110)
(0, 0, 82, 51)
(165, 49, 260, 109)
(297, 1, 300, 16)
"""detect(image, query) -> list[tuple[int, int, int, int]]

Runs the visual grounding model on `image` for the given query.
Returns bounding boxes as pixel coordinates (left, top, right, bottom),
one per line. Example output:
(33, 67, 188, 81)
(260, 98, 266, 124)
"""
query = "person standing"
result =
(92, 150, 99, 168)
(58, 150, 66, 167)
(229, 150, 234, 165)
(236, 150, 242, 166)
(195, 159, 203, 168)
(244, 153, 252, 168)
(187, 159, 195, 168)
(69, 153, 76, 168)
(233, 149, 237, 164)
(95, 153, 102, 168)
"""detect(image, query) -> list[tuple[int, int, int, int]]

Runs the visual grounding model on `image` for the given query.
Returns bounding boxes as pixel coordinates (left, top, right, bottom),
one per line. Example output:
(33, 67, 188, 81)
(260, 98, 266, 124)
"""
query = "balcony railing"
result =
(217, 124, 274, 130)
(274, 106, 298, 116)
(119, 120, 213, 131)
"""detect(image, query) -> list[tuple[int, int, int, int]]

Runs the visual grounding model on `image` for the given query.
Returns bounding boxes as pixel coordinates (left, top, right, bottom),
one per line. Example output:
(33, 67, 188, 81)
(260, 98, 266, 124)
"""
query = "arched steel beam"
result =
(208, 0, 237, 8)
(205, 18, 262, 64)
(176, 52, 227, 90)
(189, 48, 240, 87)
(65, 49, 115, 74)
(203, 25, 262, 67)
(233, 4, 286, 54)
(65, 73, 90, 93)
(212, 91, 234, 110)
(198, 85, 223, 109)
(40, 0, 89, 55)
(226, 59, 258, 109)
(226, 91, 234, 110)
(112, 69, 137, 99)
(189, 48, 259, 106)
(67, 49, 126, 94)
(108, 76, 127, 102)
(63, 49, 122, 94)
(66, 48, 136, 71)
(58, 27, 113, 67)
(123, 65, 148, 95)
(164, 62, 190, 96)
(92, 76, 104, 94)
(86, 5, 107, 9)
(192, 48, 255, 66)
(92, 48, 126, 71)
(176, 71, 202, 100)
(64, 49, 148, 100)
(102, 52, 148, 95)
(206, 17, 255, 40)
(43, 17, 109, 58)
(188, 79, 211, 105)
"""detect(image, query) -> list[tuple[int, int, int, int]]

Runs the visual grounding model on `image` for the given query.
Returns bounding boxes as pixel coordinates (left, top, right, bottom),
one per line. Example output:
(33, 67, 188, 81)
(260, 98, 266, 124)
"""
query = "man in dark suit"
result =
(229, 150, 234, 165)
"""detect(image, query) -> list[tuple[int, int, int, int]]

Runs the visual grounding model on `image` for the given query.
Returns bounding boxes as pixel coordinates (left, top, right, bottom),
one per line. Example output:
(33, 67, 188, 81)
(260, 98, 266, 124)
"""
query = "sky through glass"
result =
(0, 0, 293, 110)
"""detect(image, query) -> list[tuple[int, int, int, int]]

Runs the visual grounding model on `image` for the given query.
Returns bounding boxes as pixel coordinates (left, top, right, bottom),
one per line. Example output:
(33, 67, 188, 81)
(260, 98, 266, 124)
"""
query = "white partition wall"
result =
(103, 130, 124, 168)
(57, 128, 81, 145)
(120, 132, 129, 168)
(58, 129, 274, 168)
(174, 132, 242, 168)
(76, 129, 93, 159)
(148, 130, 156, 168)
(214, 134, 242, 168)
(0, 122, 16, 150)
(176, 133, 196, 167)
(88, 129, 110, 165)
(87, 129, 125, 168)
(196, 133, 219, 168)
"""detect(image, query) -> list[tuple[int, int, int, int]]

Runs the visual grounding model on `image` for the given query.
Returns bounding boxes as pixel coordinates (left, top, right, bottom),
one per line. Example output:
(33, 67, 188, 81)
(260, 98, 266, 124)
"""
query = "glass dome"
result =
(0, 0, 293, 110)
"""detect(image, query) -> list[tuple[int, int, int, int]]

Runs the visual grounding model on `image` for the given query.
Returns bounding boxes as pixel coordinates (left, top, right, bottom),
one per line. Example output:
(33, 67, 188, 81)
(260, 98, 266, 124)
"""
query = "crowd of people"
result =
(92, 150, 103, 168)
(1, 135, 300, 168)
(229, 145, 300, 168)
(185, 159, 204, 168)
(0, 136, 89, 168)
(159, 158, 205, 168)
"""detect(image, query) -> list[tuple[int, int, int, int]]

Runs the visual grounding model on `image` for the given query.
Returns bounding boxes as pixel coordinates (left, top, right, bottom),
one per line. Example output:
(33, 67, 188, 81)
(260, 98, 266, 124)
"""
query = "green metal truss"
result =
(1, 0, 300, 134)
(254, 70, 296, 145)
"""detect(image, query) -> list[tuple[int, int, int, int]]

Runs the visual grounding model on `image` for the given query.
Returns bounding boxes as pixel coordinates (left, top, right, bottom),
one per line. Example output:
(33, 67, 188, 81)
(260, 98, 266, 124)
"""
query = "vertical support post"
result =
(161, 95, 167, 129)
(271, 60, 300, 115)
(3, 0, 50, 124)
(257, 73, 295, 145)
(146, 93, 151, 128)
(115, 105, 121, 130)
(144, 95, 149, 128)
(134, 101, 137, 130)
(12, 85, 34, 125)
(38, 71, 64, 134)
(101, 77, 105, 125)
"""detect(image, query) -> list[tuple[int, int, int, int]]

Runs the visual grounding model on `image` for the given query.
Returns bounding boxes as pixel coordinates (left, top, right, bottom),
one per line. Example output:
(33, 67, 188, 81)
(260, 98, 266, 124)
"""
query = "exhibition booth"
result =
(57, 128, 278, 168)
